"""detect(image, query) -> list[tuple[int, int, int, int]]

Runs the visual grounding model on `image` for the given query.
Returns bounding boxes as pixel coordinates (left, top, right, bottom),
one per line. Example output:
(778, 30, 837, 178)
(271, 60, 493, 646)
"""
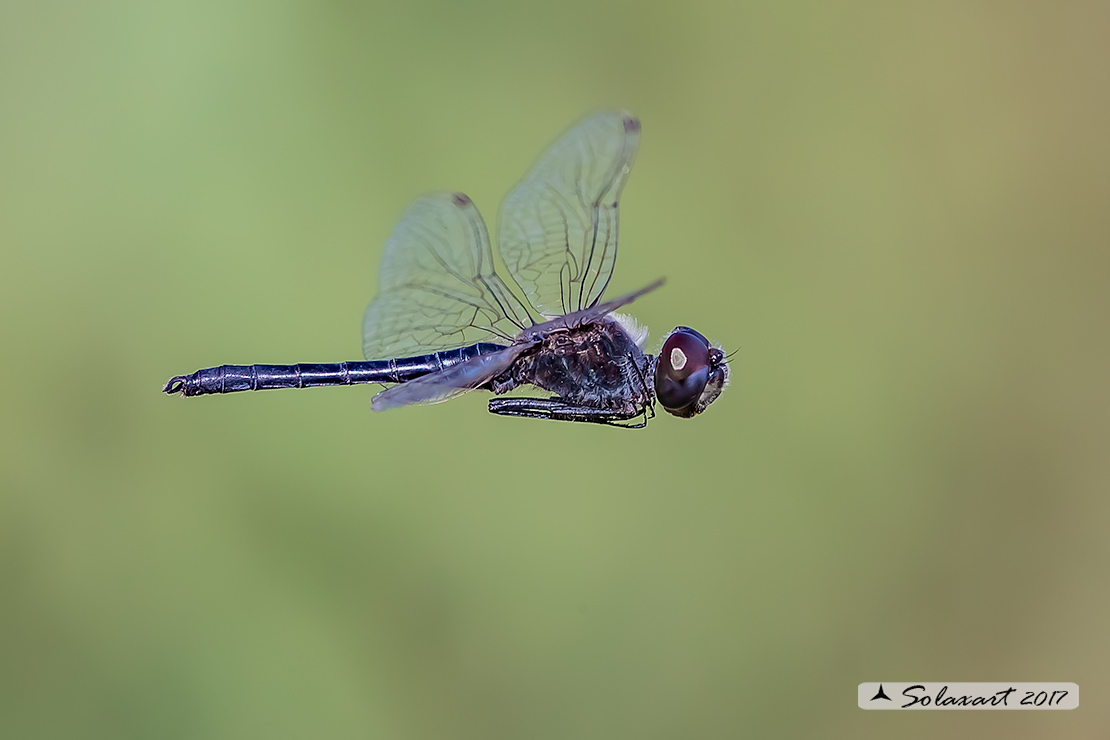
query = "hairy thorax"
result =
(491, 319, 655, 412)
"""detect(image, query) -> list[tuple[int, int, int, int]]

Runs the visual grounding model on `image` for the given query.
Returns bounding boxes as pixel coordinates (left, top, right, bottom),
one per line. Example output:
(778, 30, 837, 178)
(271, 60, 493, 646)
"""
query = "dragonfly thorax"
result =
(491, 318, 654, 415)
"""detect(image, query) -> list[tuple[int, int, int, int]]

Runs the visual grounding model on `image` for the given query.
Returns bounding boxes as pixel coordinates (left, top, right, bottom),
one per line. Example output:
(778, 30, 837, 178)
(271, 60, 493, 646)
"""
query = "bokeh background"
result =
(2, 1, 1108, 738)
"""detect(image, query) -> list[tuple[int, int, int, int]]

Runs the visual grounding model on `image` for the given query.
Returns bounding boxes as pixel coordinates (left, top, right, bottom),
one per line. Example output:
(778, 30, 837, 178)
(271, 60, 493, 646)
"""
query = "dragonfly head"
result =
(654, 327, 730, 418)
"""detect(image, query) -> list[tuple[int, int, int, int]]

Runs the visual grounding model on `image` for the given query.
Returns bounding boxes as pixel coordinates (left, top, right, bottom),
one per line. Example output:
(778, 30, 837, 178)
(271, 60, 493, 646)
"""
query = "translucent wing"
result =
(362, 193, 531, 359)
(371, 344, 532, 411)
(519, 278, 664, 342)
(498, 111, 641, 318)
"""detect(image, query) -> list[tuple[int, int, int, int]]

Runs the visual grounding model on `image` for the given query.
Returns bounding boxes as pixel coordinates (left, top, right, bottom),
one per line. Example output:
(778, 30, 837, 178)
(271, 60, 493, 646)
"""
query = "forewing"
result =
(521, 278, 664, 341)
(499, 111, 640, 318)
(370, 344, 531, 411)
(362, 193, 531, 359)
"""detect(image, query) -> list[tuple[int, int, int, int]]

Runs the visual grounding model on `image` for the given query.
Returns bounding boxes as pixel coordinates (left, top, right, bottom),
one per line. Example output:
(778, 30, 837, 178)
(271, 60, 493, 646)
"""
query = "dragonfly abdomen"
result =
(163, 343, 507, 397)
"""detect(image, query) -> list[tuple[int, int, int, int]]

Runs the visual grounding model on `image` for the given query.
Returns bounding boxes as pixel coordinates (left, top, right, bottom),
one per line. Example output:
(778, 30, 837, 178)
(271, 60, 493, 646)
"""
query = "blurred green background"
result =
(2, 1, 1107, 738)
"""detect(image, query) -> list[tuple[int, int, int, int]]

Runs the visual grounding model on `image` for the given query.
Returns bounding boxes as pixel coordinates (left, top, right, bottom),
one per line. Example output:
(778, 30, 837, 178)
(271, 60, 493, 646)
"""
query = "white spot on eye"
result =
(670, 347, 688, 371)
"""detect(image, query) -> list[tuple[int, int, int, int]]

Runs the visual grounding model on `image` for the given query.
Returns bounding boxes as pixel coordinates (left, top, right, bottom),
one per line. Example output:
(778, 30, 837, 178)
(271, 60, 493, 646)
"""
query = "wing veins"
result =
(498, 112, 639, 318)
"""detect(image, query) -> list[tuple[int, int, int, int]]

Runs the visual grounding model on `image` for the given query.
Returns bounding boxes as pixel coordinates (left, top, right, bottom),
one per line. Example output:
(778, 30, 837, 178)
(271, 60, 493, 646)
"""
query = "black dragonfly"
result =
(163, 112, 730, 427)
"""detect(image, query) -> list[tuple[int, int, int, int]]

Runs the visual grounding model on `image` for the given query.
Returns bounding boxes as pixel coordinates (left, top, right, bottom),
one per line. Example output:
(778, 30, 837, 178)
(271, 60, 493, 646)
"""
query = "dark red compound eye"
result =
(655, 328, 712, 417)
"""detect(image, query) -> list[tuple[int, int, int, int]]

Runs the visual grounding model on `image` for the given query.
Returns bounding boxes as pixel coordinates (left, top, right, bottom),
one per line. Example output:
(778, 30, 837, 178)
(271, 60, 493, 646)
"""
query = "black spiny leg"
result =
(627, 352, 656, 422)
(488, 397, 649, 428)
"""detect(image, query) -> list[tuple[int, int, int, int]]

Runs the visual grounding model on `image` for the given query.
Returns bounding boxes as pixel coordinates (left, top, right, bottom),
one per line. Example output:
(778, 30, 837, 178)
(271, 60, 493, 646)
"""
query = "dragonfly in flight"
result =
(163, 112, 730, 427)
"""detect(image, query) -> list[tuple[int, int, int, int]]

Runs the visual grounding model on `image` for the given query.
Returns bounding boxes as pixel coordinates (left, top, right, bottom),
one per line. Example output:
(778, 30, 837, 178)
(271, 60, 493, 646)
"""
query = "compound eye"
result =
(655, 329, 711, 416)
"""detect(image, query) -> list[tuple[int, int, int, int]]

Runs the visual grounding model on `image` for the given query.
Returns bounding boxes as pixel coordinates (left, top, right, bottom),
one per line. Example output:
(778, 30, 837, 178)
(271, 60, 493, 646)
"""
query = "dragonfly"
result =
(163, 111, 730, 427)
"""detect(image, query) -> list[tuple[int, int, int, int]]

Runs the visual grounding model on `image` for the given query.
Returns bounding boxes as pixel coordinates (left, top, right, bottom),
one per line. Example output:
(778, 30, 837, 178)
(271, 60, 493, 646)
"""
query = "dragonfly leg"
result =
(488, 397, 649, 428)
(626, 352, 656, 421)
